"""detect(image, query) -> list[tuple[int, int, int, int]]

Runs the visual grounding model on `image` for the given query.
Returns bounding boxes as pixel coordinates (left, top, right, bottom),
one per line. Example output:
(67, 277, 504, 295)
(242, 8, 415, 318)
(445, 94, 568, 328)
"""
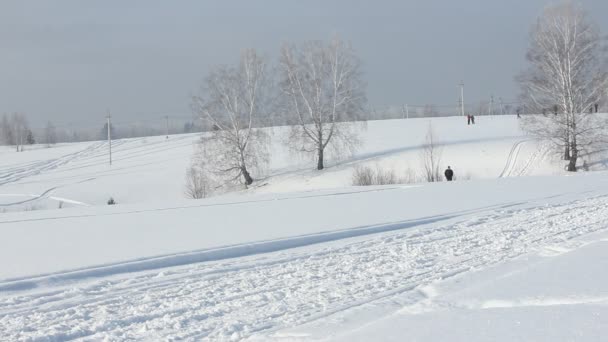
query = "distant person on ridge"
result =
(467, 115, 471, 125)
(471, 115, 475, 124)
(444, 166, 454, 181)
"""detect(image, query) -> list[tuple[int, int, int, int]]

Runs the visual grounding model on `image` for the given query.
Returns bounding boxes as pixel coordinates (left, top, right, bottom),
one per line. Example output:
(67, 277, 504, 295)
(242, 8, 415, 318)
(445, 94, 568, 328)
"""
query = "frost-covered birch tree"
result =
(2, 113, 29, 152)
(518, 2, 608, 171)
(192, 49, 270, 187)
(280, 37, 366, 170)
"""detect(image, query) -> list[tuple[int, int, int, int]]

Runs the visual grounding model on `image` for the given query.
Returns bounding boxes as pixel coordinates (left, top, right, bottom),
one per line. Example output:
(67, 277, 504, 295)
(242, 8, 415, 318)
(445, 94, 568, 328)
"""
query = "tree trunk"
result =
(242, 167, 253, 186)
(567, 151, 577, 171)
(564, 144, 570, 160)
(317, 147, 324, 170)
(567, 138, 578, 172)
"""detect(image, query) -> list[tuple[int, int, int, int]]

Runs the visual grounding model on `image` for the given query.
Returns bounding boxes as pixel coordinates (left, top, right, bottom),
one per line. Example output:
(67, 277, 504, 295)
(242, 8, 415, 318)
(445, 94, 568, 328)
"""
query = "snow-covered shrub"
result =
(352, 165, 375, 186)
(185, 165, 214, 199)
(353, 165, 418, 186)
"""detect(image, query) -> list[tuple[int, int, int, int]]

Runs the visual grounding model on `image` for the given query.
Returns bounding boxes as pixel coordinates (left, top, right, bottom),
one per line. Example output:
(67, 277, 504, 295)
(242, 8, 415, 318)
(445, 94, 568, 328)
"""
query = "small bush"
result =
(375, 167, 397, 185)
(107, 197, 116, 205)
(185, 166, 214, 199)
(352, 165, 375, 186)
(402, 167, 418, 184)
(353, 165, 419, 186)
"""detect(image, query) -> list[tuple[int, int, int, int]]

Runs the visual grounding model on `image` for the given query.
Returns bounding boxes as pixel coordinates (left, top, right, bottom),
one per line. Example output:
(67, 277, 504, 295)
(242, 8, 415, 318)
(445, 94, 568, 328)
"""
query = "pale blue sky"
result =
(1, 0, 607, 127)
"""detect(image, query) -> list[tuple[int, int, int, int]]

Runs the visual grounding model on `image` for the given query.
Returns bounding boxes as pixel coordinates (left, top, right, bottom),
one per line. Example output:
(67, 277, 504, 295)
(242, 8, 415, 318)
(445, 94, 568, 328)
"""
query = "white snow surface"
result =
(1, 116, 607, 341)
(0, 116, 561, 211)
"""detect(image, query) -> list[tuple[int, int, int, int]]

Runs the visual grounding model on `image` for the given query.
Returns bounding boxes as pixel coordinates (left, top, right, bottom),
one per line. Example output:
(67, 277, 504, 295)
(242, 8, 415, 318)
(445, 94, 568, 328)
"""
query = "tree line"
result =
(0, 113, 39, 151)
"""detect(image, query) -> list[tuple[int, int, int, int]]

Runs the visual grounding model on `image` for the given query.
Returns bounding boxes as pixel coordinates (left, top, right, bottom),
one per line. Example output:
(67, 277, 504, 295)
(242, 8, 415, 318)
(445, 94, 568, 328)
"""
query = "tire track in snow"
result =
(1, 196, 608, 340)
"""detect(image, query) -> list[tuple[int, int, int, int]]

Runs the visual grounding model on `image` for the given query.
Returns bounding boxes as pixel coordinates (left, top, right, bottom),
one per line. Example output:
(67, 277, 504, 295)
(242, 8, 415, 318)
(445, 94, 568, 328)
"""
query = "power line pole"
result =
(165, 115, 169, 139)
(107, 111, 112, 166)
(401, 104, 409, 119)
(460, 82, 465, 116)
(499, 97, 504, 115)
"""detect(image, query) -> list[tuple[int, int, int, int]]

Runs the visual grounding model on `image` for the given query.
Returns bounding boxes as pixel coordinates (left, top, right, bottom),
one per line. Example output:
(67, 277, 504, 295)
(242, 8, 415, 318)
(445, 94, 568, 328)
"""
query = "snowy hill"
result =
(1, 115, 607, 341)
(0, 115, 560, 211)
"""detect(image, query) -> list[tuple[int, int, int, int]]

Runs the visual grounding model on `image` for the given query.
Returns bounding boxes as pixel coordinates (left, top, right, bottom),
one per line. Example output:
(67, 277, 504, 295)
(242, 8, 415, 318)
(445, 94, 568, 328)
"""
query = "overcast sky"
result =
(1, 0, 607, 128)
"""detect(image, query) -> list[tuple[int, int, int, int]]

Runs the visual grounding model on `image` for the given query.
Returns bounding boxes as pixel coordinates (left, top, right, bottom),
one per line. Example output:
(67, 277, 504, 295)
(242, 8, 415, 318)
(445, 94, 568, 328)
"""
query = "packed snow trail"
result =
(1, 195, 608, 341)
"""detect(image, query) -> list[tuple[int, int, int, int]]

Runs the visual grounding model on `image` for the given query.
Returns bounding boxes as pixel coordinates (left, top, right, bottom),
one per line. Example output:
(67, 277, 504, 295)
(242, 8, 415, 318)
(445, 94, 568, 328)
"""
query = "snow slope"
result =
(0, 116, 559, 211)
(322, 238, 608, 342)
(1, 172, 608, 340)
(1, 115, 607, 341)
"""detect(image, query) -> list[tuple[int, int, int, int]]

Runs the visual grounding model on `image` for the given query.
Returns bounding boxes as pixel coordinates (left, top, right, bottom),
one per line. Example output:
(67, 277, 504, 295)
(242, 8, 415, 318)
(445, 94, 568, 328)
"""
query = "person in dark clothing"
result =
(467, 115, 471, 125)
(471, 115, 475, 124)
(444, 166, 454, 181)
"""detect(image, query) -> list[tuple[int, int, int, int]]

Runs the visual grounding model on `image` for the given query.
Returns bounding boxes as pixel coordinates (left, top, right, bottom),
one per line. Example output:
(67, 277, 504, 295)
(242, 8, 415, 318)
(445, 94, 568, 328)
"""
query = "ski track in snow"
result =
(0, 136, 197, 209)
(1, 196, 608, 341)
(0, 135, 196, 189)
(0, 142, 108, 186)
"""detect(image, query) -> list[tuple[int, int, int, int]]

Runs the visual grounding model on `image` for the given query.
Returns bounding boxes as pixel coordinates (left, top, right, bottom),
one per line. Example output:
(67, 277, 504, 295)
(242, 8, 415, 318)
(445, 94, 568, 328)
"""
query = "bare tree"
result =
(420, 123, 443, 182)
(280, 37, 366, 170)
(518, 2, 608, 171)
(192, 49, 270, 186)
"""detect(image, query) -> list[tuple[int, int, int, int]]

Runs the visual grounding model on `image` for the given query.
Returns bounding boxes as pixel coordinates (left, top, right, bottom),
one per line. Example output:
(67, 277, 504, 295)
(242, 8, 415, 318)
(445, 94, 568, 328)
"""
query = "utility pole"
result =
(460, 82, 465, 116)
(401, 104, 409, 119)
(165, 115, 169, 139)
(499, 97, 504, 115)
(107, 111, 112, 166)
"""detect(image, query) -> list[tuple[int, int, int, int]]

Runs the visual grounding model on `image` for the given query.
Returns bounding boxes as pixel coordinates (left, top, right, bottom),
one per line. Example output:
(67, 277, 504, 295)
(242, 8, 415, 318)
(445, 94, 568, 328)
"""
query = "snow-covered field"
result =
(0, 116, 559, 211)
(1, 115, 607, 341)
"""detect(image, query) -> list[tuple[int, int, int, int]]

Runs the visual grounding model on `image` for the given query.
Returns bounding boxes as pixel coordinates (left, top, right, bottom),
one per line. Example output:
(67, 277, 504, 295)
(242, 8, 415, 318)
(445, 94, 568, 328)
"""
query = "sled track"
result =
(499, 140, 528, 178)
(515, 142, 550, 177)
(1, 195, 608, 340)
